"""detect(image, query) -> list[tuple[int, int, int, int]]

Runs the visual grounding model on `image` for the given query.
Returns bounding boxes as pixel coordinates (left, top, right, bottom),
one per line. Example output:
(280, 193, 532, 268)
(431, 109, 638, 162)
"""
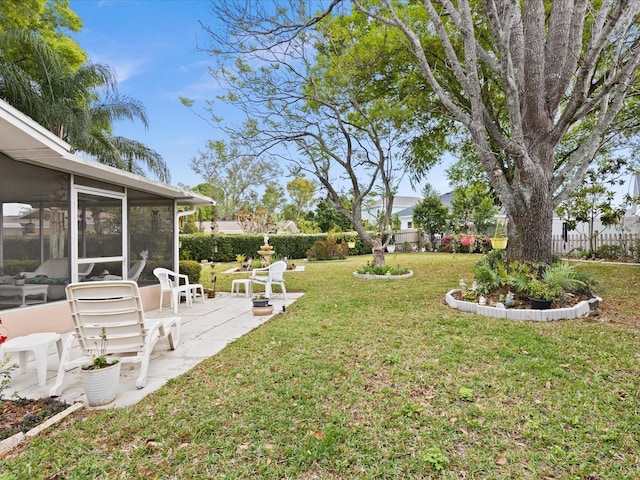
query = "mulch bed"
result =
(1, 398, 70, 441)
(451, 290, 591, 309)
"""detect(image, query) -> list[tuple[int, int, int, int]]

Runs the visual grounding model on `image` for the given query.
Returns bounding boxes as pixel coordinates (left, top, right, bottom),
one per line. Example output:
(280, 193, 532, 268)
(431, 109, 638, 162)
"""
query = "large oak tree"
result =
(353, 0, 640, 263)
(207, 0, 640, 264)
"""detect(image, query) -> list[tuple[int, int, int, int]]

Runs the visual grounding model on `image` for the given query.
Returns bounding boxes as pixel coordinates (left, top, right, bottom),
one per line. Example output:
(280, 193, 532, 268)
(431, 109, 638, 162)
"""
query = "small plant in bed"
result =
(457, 250, 597, 308)
(356, 264, 410, 276)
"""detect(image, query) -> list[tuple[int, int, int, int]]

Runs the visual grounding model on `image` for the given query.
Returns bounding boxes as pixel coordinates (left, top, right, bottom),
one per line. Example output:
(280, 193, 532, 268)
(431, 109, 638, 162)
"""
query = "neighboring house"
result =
(396, 206, 416, 230)
(362, 196, 422, 226)
(0, 99, 213, 337)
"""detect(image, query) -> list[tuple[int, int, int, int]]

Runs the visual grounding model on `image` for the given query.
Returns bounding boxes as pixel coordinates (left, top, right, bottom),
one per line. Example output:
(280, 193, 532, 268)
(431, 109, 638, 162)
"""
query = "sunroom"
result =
(0, 100, 212, 338)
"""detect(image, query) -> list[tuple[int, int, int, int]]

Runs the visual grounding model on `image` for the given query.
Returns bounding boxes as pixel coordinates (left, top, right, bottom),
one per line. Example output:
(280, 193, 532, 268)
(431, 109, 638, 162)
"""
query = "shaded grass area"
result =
(1, 254, 639, 478)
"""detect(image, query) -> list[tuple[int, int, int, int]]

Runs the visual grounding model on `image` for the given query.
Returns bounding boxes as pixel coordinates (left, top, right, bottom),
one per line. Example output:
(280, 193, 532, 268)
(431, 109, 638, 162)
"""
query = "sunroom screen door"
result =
(71, 185, 126, 282)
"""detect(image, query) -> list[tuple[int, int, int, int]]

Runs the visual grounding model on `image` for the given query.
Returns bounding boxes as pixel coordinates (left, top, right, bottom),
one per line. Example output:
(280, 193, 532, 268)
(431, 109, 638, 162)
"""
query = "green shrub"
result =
(306, 237, 349, 261)
(178, 260, 202, 284)
(356, 264, 409, 275)
(596, 244, 623, 260)
(179, 233, 330, 262)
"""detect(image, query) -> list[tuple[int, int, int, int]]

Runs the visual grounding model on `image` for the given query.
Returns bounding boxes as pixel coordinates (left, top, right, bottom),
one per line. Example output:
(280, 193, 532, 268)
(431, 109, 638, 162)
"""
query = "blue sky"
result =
(68, 0, 451, 197)
(70, 0, 231, 189)
(67, 1, 639, 206)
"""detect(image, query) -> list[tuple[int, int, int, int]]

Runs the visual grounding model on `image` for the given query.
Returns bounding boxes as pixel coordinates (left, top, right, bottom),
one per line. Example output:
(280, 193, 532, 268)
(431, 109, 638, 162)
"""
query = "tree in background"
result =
(306, 197, 354, 233)
(0, 0, 85, 68)
(235, 207, 275, 235)
(197, 4, 421, 266)
(412, 185, 449, 251)
(190, 140, 282, 220)
(0, 30, 170, 182)
(349, 0, 640, 264)
(449, 184, 499, 236)
(260, 185, 286, 219)
(283, 178, 317, 225)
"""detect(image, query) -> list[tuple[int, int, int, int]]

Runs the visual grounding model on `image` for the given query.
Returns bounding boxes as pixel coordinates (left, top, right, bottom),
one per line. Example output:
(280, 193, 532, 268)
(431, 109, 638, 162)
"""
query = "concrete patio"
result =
(2, 291, 303, 409)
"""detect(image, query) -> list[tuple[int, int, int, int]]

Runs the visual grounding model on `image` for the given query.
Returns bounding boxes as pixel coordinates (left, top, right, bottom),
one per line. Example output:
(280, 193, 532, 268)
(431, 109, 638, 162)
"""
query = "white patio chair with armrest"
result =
(153, 267, 204, 314)
(103, 259, 146, 282)
(250, 260, 287, 299)
(50, 281, 180, 396)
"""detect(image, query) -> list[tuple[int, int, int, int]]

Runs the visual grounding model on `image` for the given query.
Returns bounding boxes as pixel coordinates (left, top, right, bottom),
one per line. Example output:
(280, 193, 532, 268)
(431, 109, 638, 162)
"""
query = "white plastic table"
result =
(0, 284, 48, 307)
(0, 332, 63, 387)
(231, 279, 252, 297)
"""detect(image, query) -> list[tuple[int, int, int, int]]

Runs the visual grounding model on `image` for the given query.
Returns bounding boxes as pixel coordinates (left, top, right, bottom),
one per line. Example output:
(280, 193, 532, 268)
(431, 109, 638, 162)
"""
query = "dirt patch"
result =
(1, 397, 70, 441)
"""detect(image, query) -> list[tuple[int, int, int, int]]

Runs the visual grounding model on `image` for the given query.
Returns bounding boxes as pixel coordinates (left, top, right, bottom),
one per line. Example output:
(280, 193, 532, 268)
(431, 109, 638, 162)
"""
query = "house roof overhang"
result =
(0, 100, 213, 207)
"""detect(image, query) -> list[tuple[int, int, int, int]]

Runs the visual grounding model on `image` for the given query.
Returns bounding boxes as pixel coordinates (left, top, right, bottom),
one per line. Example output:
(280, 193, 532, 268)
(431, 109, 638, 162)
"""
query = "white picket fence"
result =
(552, 232, 639, 257)
(391, 229, 639, 257)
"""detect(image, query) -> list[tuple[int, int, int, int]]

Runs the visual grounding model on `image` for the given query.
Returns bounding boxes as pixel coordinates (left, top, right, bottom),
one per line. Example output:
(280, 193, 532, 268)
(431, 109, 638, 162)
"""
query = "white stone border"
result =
(0, 402, 83, 456)
(353, 270, 414, 280)
(445, 289, 601, 322)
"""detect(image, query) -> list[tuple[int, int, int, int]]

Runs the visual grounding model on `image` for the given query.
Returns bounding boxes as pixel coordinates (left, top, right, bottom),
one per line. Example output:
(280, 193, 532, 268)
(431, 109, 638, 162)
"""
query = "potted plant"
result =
(525, 278, 562, 309)
(459, 231, 477, 247)
(251, 294, 273, 316)
(346, 233, 357, 249)
(251, 293, 269, 308)
(14, 273, 27, 286)
(509, 261, 585, 310)
(81, 327, 121, 406)
(490, 217, 508, 250)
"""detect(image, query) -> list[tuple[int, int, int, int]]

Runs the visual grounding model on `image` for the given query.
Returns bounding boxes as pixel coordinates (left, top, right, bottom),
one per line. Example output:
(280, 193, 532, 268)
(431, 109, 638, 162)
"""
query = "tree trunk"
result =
(507, 201, 553, 264)
(504, 152, 555, 264)
(371, 239, 385, 267)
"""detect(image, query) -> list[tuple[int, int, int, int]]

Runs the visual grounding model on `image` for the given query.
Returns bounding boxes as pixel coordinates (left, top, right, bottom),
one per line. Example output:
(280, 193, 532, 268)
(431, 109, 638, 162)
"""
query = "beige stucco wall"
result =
(1, 284, 162, 341)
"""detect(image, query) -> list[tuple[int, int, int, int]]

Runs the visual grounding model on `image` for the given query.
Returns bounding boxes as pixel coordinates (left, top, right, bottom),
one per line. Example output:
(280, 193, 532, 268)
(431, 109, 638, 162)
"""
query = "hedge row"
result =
(179, 233, 369, 262)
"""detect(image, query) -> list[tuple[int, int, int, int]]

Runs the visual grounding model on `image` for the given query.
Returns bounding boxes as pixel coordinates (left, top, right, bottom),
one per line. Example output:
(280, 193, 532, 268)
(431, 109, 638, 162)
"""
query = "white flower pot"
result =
(81, 361, 121, 406)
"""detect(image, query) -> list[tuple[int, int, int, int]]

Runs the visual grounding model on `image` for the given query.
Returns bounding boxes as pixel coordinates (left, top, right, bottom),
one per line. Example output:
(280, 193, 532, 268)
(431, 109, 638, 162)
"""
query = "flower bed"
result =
(445, 289, 601, 321)
(353, 270, 413, 280)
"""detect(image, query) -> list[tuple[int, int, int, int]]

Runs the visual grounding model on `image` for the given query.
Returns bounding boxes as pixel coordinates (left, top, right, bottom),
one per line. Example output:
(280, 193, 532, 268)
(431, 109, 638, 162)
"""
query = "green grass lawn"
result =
(1, 254, 639, 479)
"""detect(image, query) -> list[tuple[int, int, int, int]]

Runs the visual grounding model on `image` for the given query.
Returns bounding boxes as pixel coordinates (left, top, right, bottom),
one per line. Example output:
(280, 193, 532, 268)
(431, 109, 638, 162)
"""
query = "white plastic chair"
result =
(153, 267, 204, 314)
(103, 259, 146, 282)
(250, 260, 287, 299)
(50, 281, 180, 396)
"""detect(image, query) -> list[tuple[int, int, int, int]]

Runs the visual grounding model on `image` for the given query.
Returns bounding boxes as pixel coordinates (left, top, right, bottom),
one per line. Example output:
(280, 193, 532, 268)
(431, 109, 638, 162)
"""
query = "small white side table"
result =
(0, 284, 48, 307)
(0, 332, 63, 387)
(231, 279, 252, 297)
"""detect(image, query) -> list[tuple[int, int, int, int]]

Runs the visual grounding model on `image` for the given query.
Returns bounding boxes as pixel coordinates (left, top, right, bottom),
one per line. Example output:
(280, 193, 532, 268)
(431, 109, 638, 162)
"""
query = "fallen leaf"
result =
(545, 381, 552, 389)
(236, 373, 244, 379)
(449, 417, 458, 423)
(496, 455, 507, 465)
(314, 430, 326, 440)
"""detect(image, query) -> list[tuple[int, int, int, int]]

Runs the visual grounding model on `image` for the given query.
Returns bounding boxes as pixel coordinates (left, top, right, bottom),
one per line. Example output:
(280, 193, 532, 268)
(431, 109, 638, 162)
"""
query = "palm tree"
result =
(0, 30, 170, 183)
